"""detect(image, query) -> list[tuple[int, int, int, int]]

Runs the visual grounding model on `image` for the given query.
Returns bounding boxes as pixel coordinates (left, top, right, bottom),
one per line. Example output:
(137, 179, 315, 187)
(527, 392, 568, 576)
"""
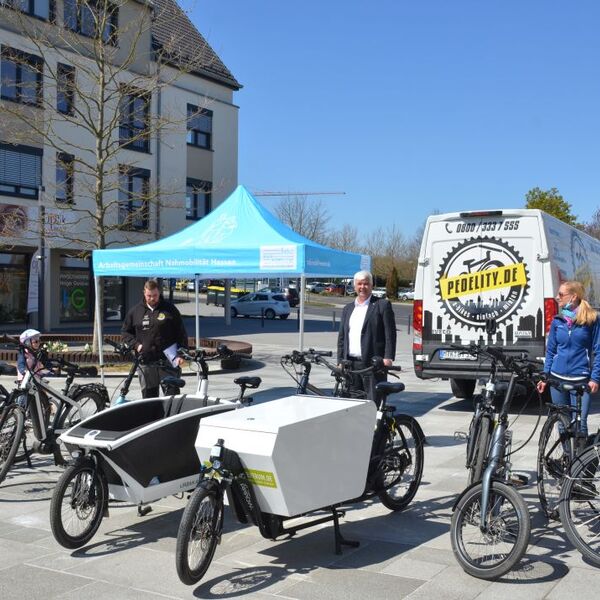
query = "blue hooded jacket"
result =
(544, 314, 600, 382)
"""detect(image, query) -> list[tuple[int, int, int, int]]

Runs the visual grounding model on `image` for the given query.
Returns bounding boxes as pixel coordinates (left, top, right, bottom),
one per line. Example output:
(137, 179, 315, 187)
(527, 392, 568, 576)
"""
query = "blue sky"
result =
(190, 1, 600, 237)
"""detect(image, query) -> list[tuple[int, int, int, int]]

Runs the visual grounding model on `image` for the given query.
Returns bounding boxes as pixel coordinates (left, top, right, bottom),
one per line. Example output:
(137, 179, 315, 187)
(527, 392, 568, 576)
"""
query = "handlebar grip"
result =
(387, 365, 402, 372)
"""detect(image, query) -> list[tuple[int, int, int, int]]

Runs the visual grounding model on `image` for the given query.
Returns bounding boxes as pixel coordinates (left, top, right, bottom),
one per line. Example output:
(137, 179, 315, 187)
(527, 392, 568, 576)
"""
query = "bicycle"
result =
(537, 378, 596, 520)
(448, 344, 535, 580)
(50, 345, 257, 549)
(175, 354, 425, 585)
(0, 339, 107, 485)
(105, 338, 186, 404)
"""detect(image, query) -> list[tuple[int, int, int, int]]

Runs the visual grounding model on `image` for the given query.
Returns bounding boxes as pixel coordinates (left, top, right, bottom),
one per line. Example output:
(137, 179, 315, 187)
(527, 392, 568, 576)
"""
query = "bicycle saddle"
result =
(234, 376, 261, 389)
(161, 376, 186, 389)
(376, 381, 405, 395)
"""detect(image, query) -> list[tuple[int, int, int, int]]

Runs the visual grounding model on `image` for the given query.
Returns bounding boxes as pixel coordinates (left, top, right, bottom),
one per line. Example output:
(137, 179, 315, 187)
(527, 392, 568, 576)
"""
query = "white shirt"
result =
(348, 296, 371, 358)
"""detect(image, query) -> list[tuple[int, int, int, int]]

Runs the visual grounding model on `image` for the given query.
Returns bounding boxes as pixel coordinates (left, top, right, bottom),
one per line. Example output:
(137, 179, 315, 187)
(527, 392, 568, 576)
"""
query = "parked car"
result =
(345, 284, 356, 296)
(258, 287, 299, 307)
(324, 283, 345, 296)
(372, 287, 387, 298)
(306, 281, 327, 293)
(398, 288, 415, 302)
(230, 291, 290, 319)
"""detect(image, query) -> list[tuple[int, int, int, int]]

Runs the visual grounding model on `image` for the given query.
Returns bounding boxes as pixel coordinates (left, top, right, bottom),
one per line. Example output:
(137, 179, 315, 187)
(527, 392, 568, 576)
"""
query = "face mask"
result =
(564, 301, 574, 311)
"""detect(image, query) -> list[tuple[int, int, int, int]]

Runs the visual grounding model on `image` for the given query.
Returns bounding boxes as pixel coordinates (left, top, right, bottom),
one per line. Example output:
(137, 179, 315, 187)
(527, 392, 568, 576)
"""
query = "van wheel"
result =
(451, 378, 476, 399)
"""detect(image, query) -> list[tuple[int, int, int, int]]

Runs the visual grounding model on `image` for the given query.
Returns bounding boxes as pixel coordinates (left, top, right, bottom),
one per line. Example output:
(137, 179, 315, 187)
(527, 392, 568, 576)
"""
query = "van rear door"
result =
(415, 210, 545, 380)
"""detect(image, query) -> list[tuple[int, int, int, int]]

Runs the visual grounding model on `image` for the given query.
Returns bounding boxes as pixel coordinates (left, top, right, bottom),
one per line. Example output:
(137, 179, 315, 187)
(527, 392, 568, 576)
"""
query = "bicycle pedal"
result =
(454, 431, 468, 441)
(509, 473, 529, 487)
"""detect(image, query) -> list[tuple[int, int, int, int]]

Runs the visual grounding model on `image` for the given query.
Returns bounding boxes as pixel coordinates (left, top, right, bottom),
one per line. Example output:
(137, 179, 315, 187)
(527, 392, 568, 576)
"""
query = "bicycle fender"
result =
(69, 383, 110, 407)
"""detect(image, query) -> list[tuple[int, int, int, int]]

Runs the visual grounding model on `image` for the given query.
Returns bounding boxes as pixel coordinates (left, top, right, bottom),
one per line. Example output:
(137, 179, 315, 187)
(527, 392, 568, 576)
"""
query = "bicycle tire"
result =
(468, 414, 492, 485)
(377, 414, 424, 511)
(49, 458, 106, 549)
(60, 388, 105, 430)
(175, 483, 223, 585)
(451, 480, 530, 580)
(537, 412, 572, 519)
(559, 444, 600, 566)
(0, 407, 24, 485)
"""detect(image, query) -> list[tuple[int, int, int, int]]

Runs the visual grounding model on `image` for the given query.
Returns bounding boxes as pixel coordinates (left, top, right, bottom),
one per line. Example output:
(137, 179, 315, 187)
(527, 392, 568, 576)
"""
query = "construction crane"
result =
(253, 191, 345, 197)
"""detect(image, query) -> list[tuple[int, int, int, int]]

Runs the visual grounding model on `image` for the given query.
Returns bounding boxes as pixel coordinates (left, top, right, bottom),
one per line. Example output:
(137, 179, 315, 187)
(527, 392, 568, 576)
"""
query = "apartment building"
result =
(0, 0, 240, 329)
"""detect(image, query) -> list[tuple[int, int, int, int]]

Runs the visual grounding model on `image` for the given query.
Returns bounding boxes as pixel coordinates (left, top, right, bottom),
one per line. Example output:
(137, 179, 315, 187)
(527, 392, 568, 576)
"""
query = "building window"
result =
(119, 166, 149, 231)
(64, 0, 118, 44)
(57, 63, 75, 115)
(0, 0, 51, 20)
(0, 252, 28, 324)
(119, 89, 150, 152)
(0, 143, 42, 198)
(187, 104, 212, 149)
(104, 276, 124, 321)
(185, 179, 211, 221)
(56, 153, 74, 203)
(0, 46, 43, 106)
(59, 255, 91, 322)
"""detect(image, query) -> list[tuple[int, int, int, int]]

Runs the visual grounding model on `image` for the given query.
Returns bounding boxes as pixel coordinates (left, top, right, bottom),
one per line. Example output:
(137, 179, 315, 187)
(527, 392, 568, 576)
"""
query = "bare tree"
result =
(582, 207, 600, 240)
(328, 224, 359, 252)
(273, 194, 330, 244)
(0, 0, 237, 337)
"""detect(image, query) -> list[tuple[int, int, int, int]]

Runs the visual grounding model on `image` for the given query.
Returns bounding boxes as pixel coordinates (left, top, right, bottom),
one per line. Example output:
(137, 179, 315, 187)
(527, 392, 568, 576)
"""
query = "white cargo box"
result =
(195, 395, 376, 517)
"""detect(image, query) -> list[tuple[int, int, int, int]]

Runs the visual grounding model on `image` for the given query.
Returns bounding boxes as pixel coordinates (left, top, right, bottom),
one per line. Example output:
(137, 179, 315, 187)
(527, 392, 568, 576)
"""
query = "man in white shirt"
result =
(337, 270, 396, 402)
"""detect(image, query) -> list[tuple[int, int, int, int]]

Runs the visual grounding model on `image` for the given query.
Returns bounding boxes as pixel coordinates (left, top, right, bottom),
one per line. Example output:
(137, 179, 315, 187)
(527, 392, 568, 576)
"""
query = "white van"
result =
(412, 209, 600, 398)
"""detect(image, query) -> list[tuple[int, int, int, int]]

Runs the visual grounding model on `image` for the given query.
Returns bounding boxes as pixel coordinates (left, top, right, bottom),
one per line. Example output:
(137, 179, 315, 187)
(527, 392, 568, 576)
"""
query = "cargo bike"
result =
(175, 355, 425, 585)
(49, 344, 259, 549)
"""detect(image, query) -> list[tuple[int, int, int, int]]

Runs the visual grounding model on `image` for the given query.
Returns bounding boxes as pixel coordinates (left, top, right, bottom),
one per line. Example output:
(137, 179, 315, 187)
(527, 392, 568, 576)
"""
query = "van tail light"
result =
(544, 297, 558, 335)
(412, 299, 423, 352)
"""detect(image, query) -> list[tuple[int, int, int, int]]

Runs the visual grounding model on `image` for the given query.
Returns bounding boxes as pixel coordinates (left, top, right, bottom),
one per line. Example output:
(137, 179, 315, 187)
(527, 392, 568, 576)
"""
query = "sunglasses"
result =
(556, 292, 572, 298)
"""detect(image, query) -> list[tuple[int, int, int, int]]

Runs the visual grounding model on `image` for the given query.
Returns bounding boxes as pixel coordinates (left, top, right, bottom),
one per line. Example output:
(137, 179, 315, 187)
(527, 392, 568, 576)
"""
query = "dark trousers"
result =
(138, 364, 180, 399)
(346, 358, 386, 406)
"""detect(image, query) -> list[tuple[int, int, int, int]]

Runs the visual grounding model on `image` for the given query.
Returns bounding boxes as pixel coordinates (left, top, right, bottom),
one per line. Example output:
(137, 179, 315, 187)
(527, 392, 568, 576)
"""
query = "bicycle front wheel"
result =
(49, 458, 106, 548)
(559, 445, 600, 566)
(537, 412, 572, 519)
(175, 483, 224, 585)
(0, 407, 24, 484)
(377, 414, 424, 511)
(451, 481, 530, 580)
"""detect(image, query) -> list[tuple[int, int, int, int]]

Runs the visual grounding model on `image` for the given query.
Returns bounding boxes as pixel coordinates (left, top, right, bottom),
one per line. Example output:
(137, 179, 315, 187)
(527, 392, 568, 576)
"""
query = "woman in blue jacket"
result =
(537, 280, 600, 434)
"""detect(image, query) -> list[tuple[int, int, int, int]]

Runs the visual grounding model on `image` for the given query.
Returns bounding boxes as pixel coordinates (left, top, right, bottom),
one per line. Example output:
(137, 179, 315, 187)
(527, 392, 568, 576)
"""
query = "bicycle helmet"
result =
(19, 328, 41, 347)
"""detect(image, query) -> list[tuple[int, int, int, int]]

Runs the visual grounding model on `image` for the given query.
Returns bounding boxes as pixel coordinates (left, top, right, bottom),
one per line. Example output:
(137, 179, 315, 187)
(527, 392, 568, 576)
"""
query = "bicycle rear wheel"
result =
(537, 412, 572, 519)
(559, 445, 600, 566)
(451, 481, 530, 580)
(60, 388, 105, 430)
(377, 414, 424, 511)
(467, 414, 492, 485)
(0, 407, 24, 484)
(176, 482, 223, 585)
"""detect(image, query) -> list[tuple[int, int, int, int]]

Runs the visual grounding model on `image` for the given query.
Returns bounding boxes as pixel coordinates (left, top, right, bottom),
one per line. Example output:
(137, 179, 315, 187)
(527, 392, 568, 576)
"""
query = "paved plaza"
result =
(1, 304, 600, 599)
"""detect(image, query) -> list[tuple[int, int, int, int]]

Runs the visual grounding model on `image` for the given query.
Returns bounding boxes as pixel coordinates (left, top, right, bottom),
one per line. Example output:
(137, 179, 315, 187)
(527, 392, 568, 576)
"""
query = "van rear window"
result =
(272, 294, 286, 302)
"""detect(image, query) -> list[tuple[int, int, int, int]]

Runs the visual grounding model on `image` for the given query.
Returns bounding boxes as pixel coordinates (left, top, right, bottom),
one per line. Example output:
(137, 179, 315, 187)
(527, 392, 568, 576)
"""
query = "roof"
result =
(151, 0, 241, 90)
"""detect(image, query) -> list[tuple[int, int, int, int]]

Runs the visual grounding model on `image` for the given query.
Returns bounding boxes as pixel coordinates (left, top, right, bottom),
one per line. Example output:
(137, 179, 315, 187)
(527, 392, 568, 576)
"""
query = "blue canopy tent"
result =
(92, 185, 370, 362)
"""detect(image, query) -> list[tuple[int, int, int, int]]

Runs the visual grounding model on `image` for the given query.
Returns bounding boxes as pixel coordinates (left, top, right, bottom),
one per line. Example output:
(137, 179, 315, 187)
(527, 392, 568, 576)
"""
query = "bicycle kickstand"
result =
(331, 508, 360, 555)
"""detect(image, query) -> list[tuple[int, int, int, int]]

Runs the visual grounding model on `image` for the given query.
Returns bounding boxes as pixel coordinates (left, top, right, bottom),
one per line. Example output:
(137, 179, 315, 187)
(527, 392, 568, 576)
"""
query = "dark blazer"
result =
(337, 295, 397, 363)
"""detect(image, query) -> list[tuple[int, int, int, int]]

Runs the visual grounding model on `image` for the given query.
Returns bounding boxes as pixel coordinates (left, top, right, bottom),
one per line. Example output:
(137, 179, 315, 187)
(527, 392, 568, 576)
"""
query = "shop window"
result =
(0, 142, 42, 198)
(104, 276, 124, 321)
(186, 104, 212, 149)
(185, 178, 211, 220)
(0, 252, 28, 324)
(59, 255, 91, 322)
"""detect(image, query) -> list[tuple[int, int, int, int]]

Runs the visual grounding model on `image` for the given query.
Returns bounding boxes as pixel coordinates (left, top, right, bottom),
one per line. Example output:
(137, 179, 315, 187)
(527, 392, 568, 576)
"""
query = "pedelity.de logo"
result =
(436, 237, 529, 328)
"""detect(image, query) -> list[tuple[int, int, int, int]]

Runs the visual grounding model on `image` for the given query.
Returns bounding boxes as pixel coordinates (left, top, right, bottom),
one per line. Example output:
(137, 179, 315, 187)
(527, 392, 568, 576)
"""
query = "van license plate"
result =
(439, 350, 477, 361)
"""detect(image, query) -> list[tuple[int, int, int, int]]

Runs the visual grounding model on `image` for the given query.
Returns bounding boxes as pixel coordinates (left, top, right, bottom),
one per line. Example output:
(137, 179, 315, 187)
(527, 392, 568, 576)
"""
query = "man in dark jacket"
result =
(122, 279, 188, 398)
(337, 270, 397, 403)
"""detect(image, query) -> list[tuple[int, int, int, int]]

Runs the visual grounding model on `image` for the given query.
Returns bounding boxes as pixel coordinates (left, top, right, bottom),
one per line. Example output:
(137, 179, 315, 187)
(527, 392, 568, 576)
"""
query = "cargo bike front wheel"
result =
(50, 457, 107, 549)
(175, 481, 224, 585)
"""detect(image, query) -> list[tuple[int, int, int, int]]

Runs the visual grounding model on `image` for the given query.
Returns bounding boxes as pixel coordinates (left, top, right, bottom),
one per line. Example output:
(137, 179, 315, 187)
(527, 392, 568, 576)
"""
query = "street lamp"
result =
(38, 185, 45, 331)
